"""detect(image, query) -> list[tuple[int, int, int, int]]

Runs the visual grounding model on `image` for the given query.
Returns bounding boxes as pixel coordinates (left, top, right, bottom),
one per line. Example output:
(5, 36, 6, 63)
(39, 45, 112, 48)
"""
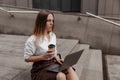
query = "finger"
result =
(45, 53, 54, 58)
(47, 51, 53, 53)
(60, 59, 64, 62)
(57, 60, 63, 64)
(46, 52, 54, 56)
(47, 50, 54, 53)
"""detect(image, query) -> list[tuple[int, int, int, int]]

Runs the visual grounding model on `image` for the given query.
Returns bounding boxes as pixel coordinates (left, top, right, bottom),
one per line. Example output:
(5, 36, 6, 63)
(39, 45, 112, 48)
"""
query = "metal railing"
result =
(0, 7, 39, 13)
(86, 12, 120, 27)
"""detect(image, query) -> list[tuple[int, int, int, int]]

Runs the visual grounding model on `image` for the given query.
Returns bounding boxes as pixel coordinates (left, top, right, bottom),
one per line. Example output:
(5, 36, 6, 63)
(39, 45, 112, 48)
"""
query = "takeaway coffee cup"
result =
(47, 44, 55, 53)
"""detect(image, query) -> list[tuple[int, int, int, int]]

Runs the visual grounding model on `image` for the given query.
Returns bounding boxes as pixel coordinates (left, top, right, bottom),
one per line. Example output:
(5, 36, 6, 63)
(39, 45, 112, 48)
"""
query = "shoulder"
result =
(25, 35, 36, 44)
(50, 32, 56, 38)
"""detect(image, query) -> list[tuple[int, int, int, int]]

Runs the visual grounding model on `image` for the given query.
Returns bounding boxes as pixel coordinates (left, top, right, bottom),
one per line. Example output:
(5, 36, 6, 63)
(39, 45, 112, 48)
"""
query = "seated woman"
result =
(24, 10, 79, 80)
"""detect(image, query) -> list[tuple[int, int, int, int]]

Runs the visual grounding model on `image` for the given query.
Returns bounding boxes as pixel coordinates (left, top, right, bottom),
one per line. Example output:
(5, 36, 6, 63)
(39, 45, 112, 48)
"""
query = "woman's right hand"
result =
(25, 51, 54, 62)
(40, 52, 55, 60)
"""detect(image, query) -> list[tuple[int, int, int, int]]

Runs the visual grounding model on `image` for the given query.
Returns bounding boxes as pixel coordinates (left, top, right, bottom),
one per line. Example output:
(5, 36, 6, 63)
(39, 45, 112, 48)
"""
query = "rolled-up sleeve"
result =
(24, 39, 36, 59)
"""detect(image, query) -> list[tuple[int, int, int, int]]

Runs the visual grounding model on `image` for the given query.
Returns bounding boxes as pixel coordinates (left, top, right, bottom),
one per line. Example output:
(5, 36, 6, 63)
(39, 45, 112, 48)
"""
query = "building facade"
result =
(0, 0, 120, 17)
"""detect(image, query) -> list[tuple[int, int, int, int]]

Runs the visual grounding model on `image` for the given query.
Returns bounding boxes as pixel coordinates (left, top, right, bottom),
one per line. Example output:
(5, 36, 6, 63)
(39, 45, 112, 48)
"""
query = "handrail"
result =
(86, 12, 120, 27)
(0, 7, 39, 13)
(8, 11, 38, 13)
(0, 7, 8, 12)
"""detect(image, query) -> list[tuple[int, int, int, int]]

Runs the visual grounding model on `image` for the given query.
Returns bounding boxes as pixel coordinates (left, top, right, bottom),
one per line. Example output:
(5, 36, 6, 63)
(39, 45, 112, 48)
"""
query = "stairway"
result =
(61, 43, 103, 80)
(0, 34, 103, 80)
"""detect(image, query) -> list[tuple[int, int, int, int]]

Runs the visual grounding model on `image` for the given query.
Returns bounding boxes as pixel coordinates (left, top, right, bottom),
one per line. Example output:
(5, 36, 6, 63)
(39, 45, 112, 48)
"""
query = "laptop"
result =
(45, 49, 84, 73)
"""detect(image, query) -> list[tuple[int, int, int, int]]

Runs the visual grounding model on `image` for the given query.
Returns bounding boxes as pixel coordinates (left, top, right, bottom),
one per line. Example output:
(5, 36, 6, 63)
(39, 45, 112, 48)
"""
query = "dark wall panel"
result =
(32, 0, 80, 12)
(32, 0, 40, 8)
(71, 0, 80, 12)
(39, 0, 50, 9)
(61, 0, 71, 11)
(50, 0, 61, 11)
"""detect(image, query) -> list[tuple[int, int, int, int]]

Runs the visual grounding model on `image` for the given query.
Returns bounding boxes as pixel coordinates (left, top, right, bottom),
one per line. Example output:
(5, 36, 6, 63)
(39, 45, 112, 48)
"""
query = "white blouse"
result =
(24, 32, 57, 60)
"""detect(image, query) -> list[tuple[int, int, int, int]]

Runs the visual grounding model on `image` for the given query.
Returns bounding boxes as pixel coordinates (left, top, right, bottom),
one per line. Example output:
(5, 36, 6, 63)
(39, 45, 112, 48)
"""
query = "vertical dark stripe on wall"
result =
(119, 0, 120, 17)
(59, 0, 62, 11)
(27, 0, 29, 8)
(111, 0, 114, 17)
(80, 0, 81, 12)
(105, 0, 114, 16)
(49, 0, 51, 10)
(70, 0, 72, 11)
(98, 0, 106, 15)
(60, 0, 62, 11)
(96, 0, 99, 15)
(15, 0, 17, 6)
(104, 0, 106, 16)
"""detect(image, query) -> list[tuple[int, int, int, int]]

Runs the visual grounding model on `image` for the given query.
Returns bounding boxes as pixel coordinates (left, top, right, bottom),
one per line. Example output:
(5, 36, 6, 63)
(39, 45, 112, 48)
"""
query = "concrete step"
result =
(78, 49, 103, 80)
(0, 66, 23, 80)
(60, 44, 103, 80)
(57, 38, 79, 58)
(105, 55, 120, 80)
(71, 44, 90, 77)
(71, 44, 90, 53)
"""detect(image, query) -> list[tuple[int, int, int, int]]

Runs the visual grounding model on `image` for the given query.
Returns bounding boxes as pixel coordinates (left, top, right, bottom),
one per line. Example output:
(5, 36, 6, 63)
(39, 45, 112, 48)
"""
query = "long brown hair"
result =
(32, 10, 54, 44)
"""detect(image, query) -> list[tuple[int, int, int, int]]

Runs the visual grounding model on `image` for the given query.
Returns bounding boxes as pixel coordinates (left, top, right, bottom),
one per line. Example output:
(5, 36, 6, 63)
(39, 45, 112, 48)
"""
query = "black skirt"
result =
(31, 58, 57, 80)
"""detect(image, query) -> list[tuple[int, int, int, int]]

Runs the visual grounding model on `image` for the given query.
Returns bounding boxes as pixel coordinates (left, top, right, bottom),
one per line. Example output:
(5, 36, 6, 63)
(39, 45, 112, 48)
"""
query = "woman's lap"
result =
(31, 58, 57, 80)
(31, 69, 57, 80)
(31, 59, 76, 80)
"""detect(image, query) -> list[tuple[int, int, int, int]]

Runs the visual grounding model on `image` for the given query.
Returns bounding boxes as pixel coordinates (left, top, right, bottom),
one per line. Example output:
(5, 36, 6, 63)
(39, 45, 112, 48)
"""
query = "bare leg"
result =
(66, 67, 79, 80)
(56, 72, 66, 80)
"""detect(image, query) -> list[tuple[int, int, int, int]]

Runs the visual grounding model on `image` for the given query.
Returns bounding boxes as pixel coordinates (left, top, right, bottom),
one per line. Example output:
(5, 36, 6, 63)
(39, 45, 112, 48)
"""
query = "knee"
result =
(68, 67, 73, 70)
(56, 72, 66, 80)
(67, 67, 74, 72)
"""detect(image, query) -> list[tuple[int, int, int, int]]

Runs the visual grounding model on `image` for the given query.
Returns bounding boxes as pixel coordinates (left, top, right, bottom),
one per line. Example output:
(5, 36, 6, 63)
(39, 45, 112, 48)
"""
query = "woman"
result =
(24, 10, 79, 80)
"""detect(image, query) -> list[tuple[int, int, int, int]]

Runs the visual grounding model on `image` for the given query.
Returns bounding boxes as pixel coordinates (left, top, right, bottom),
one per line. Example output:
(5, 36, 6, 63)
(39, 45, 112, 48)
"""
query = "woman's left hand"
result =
(54, 56, 64, 64)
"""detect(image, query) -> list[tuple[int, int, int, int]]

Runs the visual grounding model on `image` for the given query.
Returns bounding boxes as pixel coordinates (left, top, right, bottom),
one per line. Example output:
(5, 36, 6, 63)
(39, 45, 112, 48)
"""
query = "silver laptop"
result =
(46, 49, 84, 72)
